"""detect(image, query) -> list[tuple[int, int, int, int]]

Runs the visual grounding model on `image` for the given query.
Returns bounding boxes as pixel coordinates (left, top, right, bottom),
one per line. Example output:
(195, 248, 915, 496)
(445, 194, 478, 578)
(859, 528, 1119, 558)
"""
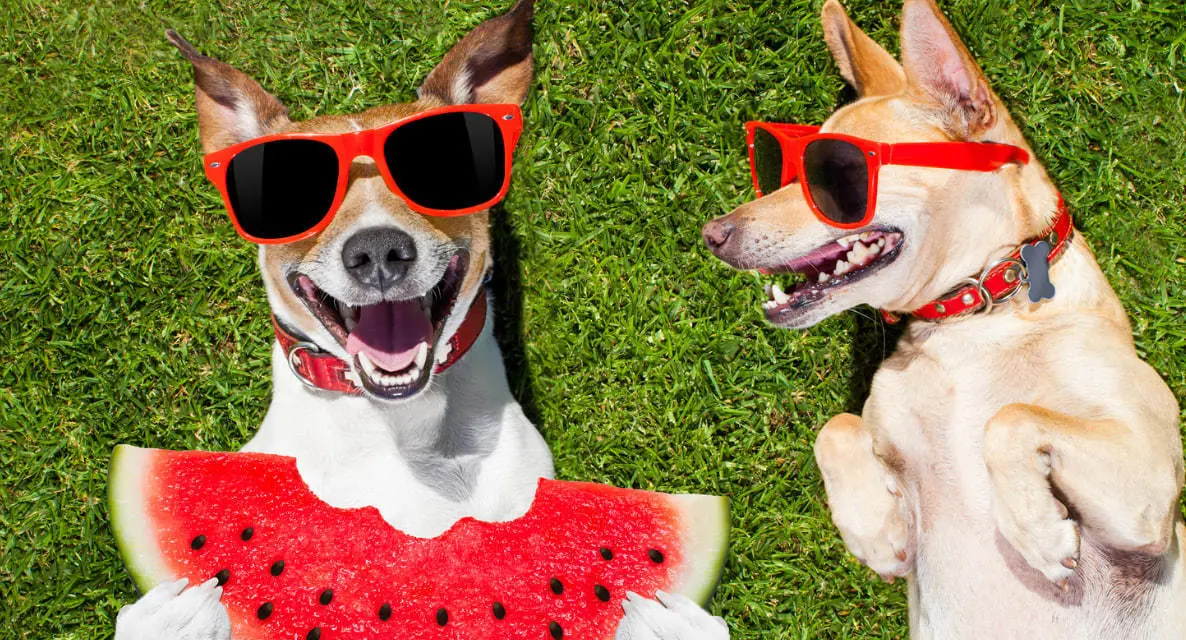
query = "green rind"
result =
(669, 493, 730, 606)
(109, 445, 175, 593)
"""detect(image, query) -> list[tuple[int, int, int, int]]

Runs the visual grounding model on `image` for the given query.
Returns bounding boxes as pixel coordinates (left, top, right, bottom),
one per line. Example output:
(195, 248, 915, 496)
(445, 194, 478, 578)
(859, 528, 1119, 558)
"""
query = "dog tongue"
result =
(346, 300, 431, 372)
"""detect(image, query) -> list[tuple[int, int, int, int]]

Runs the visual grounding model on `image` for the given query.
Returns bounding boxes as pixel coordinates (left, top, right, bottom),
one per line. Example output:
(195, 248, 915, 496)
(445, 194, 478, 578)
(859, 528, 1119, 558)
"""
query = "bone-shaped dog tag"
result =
(1020, 241, 1055, 303)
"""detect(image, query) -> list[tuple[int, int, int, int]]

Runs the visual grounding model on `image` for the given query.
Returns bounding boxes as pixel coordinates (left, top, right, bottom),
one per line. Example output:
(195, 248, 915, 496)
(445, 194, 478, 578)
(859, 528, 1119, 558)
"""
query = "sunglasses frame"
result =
(203, 103, 524, 244)
(746, 121, 1031, 230)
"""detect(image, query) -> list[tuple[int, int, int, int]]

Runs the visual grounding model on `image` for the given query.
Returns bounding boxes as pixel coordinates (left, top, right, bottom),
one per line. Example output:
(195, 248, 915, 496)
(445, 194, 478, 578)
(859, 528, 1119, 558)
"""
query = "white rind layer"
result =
(109, 444, 175, 593)
(669, 493, 730, 605)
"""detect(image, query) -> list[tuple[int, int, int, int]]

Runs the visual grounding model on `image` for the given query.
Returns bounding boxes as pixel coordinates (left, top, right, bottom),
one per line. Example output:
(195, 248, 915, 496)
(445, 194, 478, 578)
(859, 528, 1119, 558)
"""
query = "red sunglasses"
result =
(746, 122, 1031, 230)
(203, 103, 523, 244)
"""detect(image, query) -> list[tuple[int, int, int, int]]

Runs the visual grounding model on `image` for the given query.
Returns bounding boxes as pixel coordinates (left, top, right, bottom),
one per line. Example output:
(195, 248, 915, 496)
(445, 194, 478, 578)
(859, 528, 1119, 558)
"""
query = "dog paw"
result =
(994, 495, 1081, 586)
(115, 578, 231, 640)
(614, 591, 729, 640)
(831, 479, 913, 581)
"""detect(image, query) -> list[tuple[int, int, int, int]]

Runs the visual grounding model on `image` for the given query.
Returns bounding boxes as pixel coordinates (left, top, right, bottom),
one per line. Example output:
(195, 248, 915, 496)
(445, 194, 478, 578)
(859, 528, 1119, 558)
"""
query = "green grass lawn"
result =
(2, 0, 1184, 637)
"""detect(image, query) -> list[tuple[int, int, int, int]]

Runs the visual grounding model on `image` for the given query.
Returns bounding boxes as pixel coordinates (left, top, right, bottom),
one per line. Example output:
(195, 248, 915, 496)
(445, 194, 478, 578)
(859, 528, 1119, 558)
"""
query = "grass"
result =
(1, 0, 1184, 637)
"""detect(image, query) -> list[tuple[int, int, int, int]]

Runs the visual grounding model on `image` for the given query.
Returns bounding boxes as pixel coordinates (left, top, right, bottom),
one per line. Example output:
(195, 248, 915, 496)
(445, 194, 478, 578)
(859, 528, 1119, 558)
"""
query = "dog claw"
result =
(1056, 578, 1069, 591)
(896, 549, 908, 562)
(1061, 557, 1078, 570)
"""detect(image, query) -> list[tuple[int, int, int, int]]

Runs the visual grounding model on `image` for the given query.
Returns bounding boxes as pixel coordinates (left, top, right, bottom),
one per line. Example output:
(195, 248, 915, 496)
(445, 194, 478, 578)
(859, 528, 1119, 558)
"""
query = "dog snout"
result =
(341, 227, 418, 291)
(702, 218, 735, 256)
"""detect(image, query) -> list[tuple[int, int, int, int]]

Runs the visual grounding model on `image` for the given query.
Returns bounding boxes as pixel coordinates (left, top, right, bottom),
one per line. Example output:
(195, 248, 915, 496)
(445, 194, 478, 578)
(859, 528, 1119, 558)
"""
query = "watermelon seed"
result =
(214, 569, 230, 586)
(257, 602, 274, 620)
(270, 560, 285, 576)
(648, 549, 665, 564)
(436, 607, 449, 626)
(599, 547, 613, 561)
(594, 584, 610, 602)
(492, 602, 506, 619)
(378, 603, 392, 621)
(549, 621, 564, 639)
(306, 627, 321, 640)
(241, 527, 254, 541)
(319, 589, 333, 605)
(190, 535, 206, 551)
(549, 577, 564, 595)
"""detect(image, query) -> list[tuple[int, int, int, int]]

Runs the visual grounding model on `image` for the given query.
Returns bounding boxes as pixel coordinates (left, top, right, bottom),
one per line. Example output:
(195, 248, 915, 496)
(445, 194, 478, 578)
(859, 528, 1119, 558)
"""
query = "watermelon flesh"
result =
(109, 446, 729, 639)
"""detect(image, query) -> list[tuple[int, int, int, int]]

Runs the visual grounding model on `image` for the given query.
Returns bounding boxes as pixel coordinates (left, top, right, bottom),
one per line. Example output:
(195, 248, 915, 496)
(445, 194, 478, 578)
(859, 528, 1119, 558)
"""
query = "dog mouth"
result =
(288, 252, 470, 401)
(759, 228, 903, 323)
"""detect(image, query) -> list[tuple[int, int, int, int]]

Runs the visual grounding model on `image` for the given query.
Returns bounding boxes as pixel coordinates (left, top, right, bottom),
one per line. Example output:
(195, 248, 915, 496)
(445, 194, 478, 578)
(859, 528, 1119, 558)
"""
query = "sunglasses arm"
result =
(885, 142, 1031, 172)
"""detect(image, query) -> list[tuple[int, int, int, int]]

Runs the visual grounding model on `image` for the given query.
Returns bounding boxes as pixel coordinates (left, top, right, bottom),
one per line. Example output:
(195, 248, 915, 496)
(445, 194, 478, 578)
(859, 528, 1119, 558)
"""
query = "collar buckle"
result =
(285, 341, 324, 390)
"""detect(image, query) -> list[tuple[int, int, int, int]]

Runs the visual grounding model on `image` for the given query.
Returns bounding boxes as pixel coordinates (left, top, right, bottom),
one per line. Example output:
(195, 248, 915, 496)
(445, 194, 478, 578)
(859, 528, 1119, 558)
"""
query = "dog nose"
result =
(341, 227, 418, 291)
(702, 218, 735, 253)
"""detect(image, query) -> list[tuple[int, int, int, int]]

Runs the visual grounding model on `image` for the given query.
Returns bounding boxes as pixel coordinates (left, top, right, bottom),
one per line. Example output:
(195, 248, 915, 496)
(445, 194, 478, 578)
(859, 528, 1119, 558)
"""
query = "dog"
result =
(113, 2, 725, 638)
(700, 0, 1186, 637)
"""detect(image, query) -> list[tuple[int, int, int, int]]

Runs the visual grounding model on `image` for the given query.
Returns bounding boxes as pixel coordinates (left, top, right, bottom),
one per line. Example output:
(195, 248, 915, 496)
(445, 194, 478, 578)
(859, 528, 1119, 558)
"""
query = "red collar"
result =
(272, 291, 488, 395)
(885, 197, 1075, 323)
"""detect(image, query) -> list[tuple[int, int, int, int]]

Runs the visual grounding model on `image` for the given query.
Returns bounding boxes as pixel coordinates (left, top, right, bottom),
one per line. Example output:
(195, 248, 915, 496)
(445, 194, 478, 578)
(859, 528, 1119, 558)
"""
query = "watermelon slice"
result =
(109, 446, 729, 639)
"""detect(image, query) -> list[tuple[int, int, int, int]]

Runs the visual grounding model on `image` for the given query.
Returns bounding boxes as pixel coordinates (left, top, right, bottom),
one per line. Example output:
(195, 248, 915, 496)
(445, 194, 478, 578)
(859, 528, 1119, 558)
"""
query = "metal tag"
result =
(1020, 241, 1055, 303)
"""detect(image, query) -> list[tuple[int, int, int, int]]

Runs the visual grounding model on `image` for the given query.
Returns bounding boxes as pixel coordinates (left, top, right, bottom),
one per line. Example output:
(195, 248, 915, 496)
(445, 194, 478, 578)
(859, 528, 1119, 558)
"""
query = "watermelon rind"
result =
(668, 493, 730, 605)
(109, 444, 174, 593)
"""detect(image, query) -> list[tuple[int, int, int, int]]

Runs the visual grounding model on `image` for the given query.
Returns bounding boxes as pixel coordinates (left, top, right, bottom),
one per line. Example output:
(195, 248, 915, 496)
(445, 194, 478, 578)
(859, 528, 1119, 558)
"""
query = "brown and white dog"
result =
(113, 3, 558, 637)
(113, 3, 725, 638)
(702, 0, 1185, 637)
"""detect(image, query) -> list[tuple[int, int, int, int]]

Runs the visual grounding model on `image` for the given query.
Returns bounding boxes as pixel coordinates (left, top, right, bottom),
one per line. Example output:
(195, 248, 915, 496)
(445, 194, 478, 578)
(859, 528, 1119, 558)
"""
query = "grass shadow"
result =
(488, 204, 540, 425)
(844, 309, 905, 414)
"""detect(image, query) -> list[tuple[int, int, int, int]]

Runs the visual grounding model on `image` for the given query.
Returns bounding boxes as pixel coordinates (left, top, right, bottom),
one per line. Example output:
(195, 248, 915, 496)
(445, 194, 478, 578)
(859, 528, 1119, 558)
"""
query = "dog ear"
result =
(418, 0, 534, 106)
(899, 0, 996, 138)
(166, 30, 291, 154)
(821, 0, 905, 98)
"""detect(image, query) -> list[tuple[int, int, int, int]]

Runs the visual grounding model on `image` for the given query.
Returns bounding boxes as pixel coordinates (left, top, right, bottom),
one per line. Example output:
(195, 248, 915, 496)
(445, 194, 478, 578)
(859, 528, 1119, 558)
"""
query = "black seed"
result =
(306, 628, 321, 640)
(378, 603, 392, 621)
(214, 569, 230, 586)
(319, 589, 333, 605)
(241, 527, 254, 541)
(549, 577, 564, 595)
(549, 621, 564, 639)
(270, 560, 285, 576)
(257, 602, 273, 620)
(648, 549, 665, 564)
(594, 584, 610, 602)
(190, 535, 206, 550)
(436, 607, 449, 626)
(599, 547, 613, 561)
(492, 602, 506, 620)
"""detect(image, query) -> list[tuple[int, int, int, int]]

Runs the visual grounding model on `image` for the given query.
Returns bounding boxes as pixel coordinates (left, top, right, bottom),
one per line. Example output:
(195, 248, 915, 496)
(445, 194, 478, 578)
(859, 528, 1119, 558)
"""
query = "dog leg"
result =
(815, 413, 913, 580)
(115, 578, 232, 640)
(614, 592, 730, 640)
(984, 403, 1182, 585)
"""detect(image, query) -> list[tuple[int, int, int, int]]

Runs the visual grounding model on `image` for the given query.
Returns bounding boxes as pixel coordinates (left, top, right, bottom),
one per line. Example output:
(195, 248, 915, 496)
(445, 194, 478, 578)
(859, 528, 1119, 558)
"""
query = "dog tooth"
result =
(868, 242, 881, 255)
(818, 272, 830, 283)
(414, 343, 429, 369)
(878, 237, 886, 248)
(772, 284, 789, 304)
(837, 236, 852, 248)
(846, 248, 859, 265)
(358, 352, 375, 373)
(834, 260, 851, 275)
(860, 232, 874, 241)
(764, 282, 774, 299)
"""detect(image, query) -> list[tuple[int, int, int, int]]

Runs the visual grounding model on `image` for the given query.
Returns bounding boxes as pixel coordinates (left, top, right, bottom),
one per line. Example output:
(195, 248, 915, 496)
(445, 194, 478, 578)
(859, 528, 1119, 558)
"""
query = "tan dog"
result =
(703, 1, 1185, 637)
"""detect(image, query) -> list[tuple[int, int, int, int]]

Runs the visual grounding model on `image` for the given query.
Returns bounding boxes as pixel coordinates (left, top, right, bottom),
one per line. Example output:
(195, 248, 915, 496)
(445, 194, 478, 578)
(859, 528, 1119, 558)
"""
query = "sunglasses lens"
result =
(384, 112, 506, 212)
(225, 139, 340, 240)
(804, 138, 869, 225)
(752, 128, 784, 196)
